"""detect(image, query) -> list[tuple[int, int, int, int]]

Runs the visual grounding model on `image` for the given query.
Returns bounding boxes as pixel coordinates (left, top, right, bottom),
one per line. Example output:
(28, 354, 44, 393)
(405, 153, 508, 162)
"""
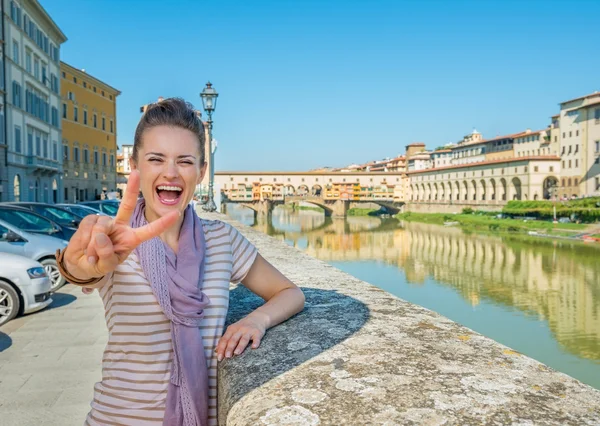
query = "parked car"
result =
(80, 201, 119, 217)
(0, 205, 74, 240)
(0, 253, 52, 326)
(6, 203, 82, 233)
(56, 203, 106, 218)
(0, 219, 68, 291)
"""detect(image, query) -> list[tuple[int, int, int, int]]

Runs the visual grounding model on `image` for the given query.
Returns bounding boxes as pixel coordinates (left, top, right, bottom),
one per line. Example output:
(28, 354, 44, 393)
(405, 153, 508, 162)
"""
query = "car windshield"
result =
(68, 206, 98, 217)
(101, 203, 119, 215)
(41, 207, 80, 224)
(0, 209, 55, 233)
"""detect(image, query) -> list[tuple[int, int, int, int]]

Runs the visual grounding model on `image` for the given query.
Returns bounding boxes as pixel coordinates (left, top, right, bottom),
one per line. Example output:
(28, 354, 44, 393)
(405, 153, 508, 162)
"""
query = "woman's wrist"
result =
(56, 249, 104, 286)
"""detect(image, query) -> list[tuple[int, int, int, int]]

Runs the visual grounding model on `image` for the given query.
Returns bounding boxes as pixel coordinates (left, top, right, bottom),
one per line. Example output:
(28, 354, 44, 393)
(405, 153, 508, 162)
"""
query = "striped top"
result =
(85, 220, 258, 426)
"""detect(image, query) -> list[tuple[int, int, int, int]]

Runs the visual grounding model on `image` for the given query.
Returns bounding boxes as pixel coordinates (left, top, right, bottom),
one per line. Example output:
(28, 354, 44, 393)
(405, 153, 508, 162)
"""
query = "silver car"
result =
(0, 253, 52, 326)
(0, 219, 69, 291)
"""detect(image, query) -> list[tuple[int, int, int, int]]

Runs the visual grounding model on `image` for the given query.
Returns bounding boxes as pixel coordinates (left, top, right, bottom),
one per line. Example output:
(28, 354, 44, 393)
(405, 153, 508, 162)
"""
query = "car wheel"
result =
(0, 281, 20, 326)
(41, 258, 66, 291)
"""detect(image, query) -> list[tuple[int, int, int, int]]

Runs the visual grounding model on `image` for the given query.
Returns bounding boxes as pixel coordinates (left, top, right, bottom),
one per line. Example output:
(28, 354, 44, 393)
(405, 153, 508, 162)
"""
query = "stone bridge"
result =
(223, 195, 405, 218)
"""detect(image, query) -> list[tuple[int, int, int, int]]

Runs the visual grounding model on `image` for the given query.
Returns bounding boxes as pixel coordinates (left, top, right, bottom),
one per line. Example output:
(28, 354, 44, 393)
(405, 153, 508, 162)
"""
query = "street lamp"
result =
(200, 82, 219, 212)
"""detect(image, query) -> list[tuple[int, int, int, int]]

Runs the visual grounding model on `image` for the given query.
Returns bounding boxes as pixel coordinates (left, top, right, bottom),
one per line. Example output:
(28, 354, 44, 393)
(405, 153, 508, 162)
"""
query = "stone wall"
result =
(406, 202, 503, 214)
(212, 213, 600, 425)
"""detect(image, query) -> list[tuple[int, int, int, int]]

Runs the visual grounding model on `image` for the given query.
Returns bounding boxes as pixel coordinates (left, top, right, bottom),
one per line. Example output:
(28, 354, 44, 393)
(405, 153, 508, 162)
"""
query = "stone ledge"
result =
(204, 213, 600, 425)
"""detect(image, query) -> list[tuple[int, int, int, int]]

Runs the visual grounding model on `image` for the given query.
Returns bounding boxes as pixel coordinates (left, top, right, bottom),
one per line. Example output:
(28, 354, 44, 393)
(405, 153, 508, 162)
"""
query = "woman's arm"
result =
(215, 254, 305, 361)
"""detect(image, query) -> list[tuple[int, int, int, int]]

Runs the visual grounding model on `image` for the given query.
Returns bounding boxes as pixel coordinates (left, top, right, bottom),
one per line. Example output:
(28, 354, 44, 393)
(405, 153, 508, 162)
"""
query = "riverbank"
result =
(395, 211, 597, 238)
(214, 212, 600, 425)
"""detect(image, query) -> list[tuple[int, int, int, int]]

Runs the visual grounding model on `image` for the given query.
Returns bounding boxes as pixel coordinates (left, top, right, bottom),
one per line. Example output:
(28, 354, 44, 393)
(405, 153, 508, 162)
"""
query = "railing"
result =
(27, 156, 61, 171)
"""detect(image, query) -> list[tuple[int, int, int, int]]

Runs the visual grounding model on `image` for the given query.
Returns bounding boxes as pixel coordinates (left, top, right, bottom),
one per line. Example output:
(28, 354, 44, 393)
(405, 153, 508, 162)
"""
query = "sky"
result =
(43, 0, 600, 172)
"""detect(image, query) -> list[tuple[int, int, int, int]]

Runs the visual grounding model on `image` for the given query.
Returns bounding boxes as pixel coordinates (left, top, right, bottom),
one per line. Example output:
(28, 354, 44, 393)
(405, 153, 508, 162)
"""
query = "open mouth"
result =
(155, 185, 183, 206)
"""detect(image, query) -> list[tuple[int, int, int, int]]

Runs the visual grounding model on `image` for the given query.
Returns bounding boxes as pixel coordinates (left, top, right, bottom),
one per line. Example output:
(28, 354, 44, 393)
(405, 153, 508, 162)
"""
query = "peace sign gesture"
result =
(63, 170, 180, 282)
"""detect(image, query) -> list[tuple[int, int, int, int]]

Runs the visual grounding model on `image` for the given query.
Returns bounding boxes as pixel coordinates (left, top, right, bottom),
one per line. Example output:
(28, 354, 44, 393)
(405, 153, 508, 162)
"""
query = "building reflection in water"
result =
(226, 204, 600, 364)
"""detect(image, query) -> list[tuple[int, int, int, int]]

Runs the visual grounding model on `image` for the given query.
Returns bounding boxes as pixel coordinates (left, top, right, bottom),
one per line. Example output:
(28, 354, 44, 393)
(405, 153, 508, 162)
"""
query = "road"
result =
(0, 284, 106, 426)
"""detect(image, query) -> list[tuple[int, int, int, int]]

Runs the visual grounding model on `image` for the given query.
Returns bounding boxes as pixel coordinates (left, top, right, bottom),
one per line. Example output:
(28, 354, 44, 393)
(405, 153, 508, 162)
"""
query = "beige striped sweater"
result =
(85, 220, 258, 426)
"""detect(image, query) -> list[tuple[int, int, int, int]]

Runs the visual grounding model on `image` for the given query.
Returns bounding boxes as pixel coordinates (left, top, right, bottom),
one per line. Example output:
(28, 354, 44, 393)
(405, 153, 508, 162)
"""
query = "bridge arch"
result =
(479, 179, 486, 201)
(490, 178, 497, 201)
(285, 184, 295, 196)
(500, 178, 507, 201)
(297, 185, 309, 196)
(510, 177, 522, 200)
(543, 176, 558, 200)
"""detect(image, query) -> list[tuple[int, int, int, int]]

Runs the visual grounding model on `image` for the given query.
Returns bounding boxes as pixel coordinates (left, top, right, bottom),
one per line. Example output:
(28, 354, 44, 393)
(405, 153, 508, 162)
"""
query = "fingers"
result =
(216, 327, 262, 361)
(86, 216, 114, 265)
(64, 215, 100, 261)
(94, 232, 119, 275)
(115, 170, 140, 224)
(133, 210, 180, 243)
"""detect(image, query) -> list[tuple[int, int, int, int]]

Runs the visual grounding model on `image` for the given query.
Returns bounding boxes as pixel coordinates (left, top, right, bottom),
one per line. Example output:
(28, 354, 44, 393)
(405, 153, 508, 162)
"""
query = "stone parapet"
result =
(205, 212, 600, 425)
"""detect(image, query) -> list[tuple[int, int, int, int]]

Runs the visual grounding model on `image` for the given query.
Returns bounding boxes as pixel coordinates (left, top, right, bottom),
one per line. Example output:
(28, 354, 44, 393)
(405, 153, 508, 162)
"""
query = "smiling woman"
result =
(57, 98, 305, 426)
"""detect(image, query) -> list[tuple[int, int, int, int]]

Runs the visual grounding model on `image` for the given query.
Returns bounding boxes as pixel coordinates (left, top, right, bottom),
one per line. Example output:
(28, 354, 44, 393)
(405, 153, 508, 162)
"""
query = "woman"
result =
(58, 98, 305, 426)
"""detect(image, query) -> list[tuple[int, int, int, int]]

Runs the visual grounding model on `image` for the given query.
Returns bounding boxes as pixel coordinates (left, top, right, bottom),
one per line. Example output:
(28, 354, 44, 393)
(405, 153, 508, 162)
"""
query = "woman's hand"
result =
(215, 313, 269, 361)
(63, 170, 180, 281)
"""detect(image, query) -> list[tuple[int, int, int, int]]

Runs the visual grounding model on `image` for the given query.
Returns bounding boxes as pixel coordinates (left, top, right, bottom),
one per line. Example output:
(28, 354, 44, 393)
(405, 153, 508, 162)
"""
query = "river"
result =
(226, 204, 600, 390)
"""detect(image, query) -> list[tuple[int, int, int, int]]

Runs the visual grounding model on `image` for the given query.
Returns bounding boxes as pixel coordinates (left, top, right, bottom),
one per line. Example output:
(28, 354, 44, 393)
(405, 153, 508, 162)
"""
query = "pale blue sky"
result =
(44, 0, 600, 171)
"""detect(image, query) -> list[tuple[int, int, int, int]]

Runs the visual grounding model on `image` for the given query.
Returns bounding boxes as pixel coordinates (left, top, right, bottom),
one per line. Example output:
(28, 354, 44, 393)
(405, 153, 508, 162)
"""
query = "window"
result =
(550, 166, 554, 172)
(74, 147, 79, 162)
(62, 71, 65, 78)
(84, 148, 89, 163)
(94, 151, 99, 164)
(575, 159, 578, 168)
(569, 160, 572, 168)
(27, 129, 33, 154)
(596, 177, 600, 191)
(102, 117, 105, 130)
(569, 131, 572, 137)
(12, 40, 19, 64)
(568, 178, 571, 186)
(63, 145, 69, 161)
(13, 175, 21, 202)
(101, 90, 105, 96)
(74, 106, 78, 122)
(25, 50, 32, 73)
(596, 141, 599, 153)
(562, 160, 565, 168)
(563, 132, 566, 138)
(574, 178, 578, 186)
(35, 133, 40, 156)
(534, 166, 538, 172)
(83, 110, 88, 125)
(110, 120, 114, 133)
(41, 63, 47, 85)
(576, 130, 579, 137)
(110, 95, 113, 100)
(93, 87, 96, 93)
(562, 179, 565, 187)
(14, 126, 21, 153)
(83, 82, 87, 88)
(43, 136, 48, 158)
(51, 107, 58, 127)
(34, 57, 39, 80)
(105, 153, 109, 166)
(595, 109, 600, 122)
(93, 114, 97, 128)
(67, 91, 75, 101)
(63, 103, 67, 119)
(555, 136, 557, 142)
(12, 81, 21, 108)
(73, 77, 77, 83)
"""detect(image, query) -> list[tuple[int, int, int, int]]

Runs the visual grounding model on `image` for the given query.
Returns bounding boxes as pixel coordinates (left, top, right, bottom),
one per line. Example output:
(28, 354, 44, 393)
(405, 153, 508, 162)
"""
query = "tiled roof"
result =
(560, 91, 600, 105)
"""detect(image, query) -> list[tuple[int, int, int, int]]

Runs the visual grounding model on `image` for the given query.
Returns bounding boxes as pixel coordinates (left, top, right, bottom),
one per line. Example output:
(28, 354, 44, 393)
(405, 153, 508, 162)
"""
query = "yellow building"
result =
(61, 62, 121, 202)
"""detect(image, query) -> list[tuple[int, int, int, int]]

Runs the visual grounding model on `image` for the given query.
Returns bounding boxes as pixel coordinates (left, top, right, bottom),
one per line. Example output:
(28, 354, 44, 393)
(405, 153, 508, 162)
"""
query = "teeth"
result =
(157, 186, 183, 192)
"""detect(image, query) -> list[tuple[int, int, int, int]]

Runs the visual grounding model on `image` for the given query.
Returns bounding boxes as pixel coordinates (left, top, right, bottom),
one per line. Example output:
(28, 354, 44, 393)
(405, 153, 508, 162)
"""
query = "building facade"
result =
(1, 0, 66, 202)
(558, 92, 600, 198)
(61, 61, 120, 202)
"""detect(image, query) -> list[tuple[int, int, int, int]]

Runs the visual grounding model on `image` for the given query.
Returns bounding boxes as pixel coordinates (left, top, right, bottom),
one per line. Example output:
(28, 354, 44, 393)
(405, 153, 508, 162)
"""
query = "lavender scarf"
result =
(132, 199, 210, 426)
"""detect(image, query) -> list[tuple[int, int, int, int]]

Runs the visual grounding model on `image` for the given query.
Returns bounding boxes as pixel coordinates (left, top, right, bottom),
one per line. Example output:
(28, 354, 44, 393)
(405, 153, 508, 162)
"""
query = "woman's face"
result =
(131, 125, 206, 222)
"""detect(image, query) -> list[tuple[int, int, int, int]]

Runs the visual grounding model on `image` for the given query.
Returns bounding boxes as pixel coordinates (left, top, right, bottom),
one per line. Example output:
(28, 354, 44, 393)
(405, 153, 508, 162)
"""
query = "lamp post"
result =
(200, 82, 219, 212)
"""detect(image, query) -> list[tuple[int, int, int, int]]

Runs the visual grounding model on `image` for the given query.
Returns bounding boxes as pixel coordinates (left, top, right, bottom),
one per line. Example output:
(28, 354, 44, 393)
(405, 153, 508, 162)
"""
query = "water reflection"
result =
(226, 204, 600, 387)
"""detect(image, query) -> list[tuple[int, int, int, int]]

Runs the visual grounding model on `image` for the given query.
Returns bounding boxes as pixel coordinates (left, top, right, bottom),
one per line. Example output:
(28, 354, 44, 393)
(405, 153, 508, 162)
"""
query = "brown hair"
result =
(133, 97, 206, 163)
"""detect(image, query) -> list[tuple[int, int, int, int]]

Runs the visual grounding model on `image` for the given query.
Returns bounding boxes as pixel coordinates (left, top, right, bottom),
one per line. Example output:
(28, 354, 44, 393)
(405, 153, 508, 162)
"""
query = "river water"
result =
(226, 205, 600, 390)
